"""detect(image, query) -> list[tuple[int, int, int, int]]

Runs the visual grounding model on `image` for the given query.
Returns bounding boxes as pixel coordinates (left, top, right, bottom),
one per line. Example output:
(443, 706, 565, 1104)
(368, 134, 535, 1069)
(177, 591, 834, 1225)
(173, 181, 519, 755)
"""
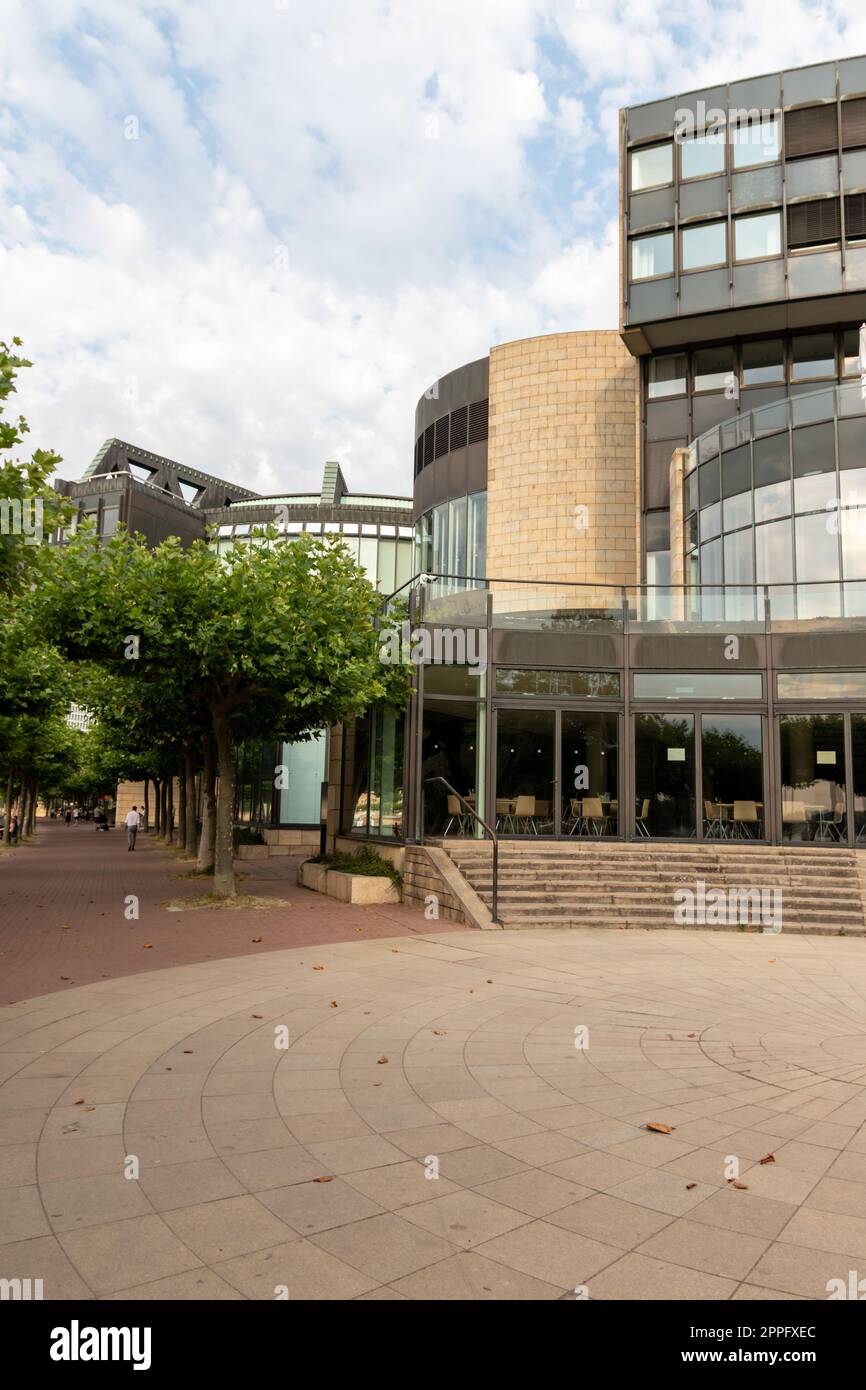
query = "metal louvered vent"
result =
(423, 424, 434, 467)
(787, 196, 841, 248)
(414, 437, 422, 476)
(449, 404, 468, 450)
(467, 397, 489, 445)
(434, 415, 450, 459)
(842, 98, 866, 151)
(785, 104, 838, 159)
(846, 192, 866, 240)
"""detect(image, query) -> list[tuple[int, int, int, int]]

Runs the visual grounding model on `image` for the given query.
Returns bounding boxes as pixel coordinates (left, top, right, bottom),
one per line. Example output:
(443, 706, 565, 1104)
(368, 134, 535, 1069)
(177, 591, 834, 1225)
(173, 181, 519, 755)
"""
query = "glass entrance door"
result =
(561, 710, 619, 836)
(494, 708, 556, 835)
(633, 711, 766, 840)
(779, 713, 847, 842)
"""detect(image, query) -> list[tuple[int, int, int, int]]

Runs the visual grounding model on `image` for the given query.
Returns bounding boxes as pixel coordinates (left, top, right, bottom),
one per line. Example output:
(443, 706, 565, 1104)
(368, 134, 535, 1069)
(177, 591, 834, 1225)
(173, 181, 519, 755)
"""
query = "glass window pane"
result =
(467, 490, 487, 578)
(732, 117, 780, 168)
(701, 537, 722, 584)
(724, 528, 755, 583)
(722, 443, 751, 498)
(734, 212, 782, 260)
(841, 507, 866, 575)
(635, 673, 761, 700)
(698, 459, 720, 507)
(561, 712, 619, 838)
(843, 328, 861, 377)
(795, 512, 840, 581)
(682, 220, 727, 270)
(495, 669, 620, 698)
(742, 338, 785, 385)
(447, 495, 467, 577)
(496, 708, 556, 836)
(792, 421, 835, 477)
(753, 430, 791, 488)
(756, 518, 793, 583)
(631, 143, 673, 190)
(421, 699, 481, 838)
(645, 511, 670, 551)
(780, 714, 846, 842)
(724, 490, 753, 531)
(778, 672, 866, 698)
(838, 415, 866, 471)
(702, 715, 764, 840)
(634, 713, 696, 838)
(792, 333, 836, 380)
(694, 344, 734, 392)
(680, 130, 726, 179)
(795, 470, 837, 515)
(631, 232, 673, 279)
(700, 501, 721, 541)
(648, 353, 687, 398)
(755, 481, 792, 523)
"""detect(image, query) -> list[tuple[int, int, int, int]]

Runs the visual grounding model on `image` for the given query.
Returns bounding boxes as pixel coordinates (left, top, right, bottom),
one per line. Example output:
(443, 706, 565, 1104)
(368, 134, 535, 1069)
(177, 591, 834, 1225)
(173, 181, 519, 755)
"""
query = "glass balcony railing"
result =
(392, 573, 866, 635)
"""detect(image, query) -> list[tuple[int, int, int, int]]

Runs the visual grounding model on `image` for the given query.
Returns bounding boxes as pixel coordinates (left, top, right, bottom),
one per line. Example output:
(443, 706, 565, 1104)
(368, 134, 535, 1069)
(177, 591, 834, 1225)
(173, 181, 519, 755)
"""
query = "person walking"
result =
(125, 805, 141, 851)
(65, 807, 72, 825)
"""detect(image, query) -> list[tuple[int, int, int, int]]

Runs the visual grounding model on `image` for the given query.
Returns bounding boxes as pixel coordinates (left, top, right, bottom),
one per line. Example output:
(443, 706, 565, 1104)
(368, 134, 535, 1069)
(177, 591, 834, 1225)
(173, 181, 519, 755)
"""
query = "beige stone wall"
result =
(485, 330, 640, 586)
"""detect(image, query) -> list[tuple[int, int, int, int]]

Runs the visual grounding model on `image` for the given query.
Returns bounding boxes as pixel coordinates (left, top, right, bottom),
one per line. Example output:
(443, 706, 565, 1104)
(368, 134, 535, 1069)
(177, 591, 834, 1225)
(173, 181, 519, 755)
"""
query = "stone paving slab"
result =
(2, 926, 866, 1298)
(0, 821, 461, 1006)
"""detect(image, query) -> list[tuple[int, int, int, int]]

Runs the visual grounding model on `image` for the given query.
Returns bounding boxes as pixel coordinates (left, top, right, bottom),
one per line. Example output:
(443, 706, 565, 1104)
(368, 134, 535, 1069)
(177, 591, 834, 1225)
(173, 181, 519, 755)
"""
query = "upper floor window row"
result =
(631, 211, 782, 279)
(630, 118, 780, 191)
(630, 97, 866, 192)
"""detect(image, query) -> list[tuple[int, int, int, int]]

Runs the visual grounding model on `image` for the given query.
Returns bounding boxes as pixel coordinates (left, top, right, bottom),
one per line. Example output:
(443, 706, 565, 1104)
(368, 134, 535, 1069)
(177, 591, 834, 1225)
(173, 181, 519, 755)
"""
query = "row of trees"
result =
(1, 338, 410, 893)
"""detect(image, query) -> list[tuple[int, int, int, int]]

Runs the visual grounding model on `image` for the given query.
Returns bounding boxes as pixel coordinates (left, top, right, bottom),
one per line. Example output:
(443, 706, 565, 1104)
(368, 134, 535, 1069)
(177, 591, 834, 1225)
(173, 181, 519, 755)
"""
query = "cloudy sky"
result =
(2, 1, 866, 496)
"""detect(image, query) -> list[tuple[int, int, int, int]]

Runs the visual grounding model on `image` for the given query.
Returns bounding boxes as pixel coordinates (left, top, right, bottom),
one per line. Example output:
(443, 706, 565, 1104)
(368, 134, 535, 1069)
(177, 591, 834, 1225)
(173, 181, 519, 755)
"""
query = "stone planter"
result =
(236, 843, 269, 860)
(299, 860, 399, 904)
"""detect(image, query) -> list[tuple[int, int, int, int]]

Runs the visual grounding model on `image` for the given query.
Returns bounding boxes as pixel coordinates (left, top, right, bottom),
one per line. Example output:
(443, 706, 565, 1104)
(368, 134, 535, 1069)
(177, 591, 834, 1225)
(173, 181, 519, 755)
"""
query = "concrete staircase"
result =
(441, 840, 866, 935)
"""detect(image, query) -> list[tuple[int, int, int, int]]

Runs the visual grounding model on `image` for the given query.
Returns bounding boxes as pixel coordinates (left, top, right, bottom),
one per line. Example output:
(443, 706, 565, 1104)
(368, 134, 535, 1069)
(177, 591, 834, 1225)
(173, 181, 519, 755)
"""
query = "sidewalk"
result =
(0, 820, 461, 1006)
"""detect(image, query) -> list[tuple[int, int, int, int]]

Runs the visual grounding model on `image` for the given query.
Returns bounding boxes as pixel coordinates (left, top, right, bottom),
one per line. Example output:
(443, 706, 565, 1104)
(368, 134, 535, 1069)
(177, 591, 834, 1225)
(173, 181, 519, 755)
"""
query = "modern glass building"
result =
(337, 56, 866, 852)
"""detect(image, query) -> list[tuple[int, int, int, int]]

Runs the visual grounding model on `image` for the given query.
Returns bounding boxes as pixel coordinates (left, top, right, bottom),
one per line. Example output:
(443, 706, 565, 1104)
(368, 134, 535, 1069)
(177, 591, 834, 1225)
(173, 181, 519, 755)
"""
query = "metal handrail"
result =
(423, 776, 500, 927)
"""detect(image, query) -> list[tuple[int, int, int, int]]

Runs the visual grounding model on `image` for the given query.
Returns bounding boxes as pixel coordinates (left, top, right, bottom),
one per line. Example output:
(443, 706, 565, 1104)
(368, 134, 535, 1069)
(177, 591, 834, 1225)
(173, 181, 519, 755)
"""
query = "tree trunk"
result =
(160, 780, 169, 841)
(2, 771, 12, 845)
(27, 781, 37, 835)
(153, 779, 161, 837)
(177, 761, 187, 851)
(212, 710, 237, 898)
(184, 745, 197, 855)
(143, 778, 150, 833)
(168, 776, 175, 844)
(197, 729, 217, 872)
(19, 780, 30, 839)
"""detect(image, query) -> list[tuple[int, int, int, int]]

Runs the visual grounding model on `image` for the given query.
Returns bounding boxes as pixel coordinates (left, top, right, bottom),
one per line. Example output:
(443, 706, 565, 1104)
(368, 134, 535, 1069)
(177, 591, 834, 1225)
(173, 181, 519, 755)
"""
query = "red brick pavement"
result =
(0, 819, 465, 1005)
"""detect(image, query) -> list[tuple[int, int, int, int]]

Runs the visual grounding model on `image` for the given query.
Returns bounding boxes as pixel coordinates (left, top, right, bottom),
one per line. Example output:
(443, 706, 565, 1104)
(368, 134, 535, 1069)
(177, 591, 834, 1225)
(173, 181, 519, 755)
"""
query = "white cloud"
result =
(1, 0, 865, 497)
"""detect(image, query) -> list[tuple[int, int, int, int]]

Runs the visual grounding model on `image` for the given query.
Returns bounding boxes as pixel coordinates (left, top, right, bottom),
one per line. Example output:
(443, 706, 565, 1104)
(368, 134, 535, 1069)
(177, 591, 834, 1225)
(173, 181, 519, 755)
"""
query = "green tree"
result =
(38, 526, 409, 895)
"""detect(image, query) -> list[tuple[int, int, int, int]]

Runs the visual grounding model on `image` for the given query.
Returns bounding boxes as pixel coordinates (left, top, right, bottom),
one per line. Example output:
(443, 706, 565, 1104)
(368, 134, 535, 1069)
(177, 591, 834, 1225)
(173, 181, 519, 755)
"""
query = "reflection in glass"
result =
(792, 334, 836, 381)
(680, 131, 725, 179)
(780, 714, 847, 842)
(742, 338, 784, 385)
(631, 144, 673, 190)
(495, 669, 620, 698)
(724, 528, 755, 584)
(756, 518, 793, 584)
(795, 513, 840, 582)
(496, 708, 555, 835)
(634, 673, 762, 700)
(732, 117, 779, 168)
(631, 232, 674, 279)
(702, 715, 764, 839)
(648, 353, 687, 398)
(734, 212, 781, 260)
(561, 712, 619, 837)
(682, 222, 726, 271)
(635, 713, 696, 838)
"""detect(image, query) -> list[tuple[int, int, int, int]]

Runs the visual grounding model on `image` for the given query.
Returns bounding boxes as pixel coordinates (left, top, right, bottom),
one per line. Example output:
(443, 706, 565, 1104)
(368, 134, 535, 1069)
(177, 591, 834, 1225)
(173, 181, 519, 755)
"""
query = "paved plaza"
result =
(3, 903, 866, 1299)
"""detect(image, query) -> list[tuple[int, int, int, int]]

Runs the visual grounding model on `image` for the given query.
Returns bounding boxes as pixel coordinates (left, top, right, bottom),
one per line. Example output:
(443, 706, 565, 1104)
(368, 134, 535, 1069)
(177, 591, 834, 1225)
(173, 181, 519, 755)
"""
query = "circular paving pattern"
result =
(3, 928, 866, 1300)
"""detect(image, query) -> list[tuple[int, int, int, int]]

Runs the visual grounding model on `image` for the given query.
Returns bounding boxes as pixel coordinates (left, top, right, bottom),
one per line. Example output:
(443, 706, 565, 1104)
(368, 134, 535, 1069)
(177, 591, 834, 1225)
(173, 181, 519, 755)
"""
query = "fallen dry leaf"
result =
(759, 1153, 775, 1165)
(60, 976, 70, 981)
(486, 979, 493, 984)
(330, 1001, 338, 1008)
(142, 944, 153, 950)
(312, 1175, 333, 1183)
(73, 1099, 85, 1106)
(686, 1183, 697, 1190)
(252, 1014, 263, 1019)
(645, 1122, 675, 1134)
(251, 937, 262, 943)
(62, 925, 70, 931)
(183, 1050, 193, 1055)
(313, 965, 324, 970)
(377, 1056, 389, 1065)
(730, 1181, 749, 1190)
(82, 1106, 96, 1113)
(433, 1030, 446, 1036)
(688, 1033, 697, 1038)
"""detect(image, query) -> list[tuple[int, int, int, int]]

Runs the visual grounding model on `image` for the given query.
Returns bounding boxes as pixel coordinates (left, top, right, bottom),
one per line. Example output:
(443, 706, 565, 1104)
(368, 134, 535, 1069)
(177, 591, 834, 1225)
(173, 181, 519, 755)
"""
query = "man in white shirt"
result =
(125, 805, 141, 851)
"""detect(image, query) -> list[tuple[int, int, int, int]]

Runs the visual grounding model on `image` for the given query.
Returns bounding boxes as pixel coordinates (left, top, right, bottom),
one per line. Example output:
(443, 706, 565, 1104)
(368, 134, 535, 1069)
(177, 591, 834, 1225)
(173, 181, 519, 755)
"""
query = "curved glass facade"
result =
(415, 490, 487, 581)
(688, 381, 866, 617)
